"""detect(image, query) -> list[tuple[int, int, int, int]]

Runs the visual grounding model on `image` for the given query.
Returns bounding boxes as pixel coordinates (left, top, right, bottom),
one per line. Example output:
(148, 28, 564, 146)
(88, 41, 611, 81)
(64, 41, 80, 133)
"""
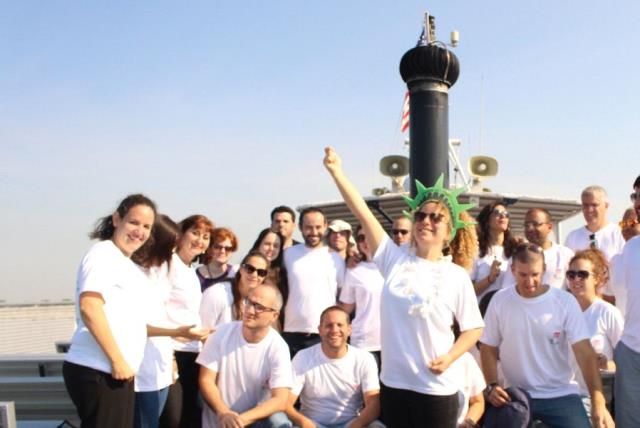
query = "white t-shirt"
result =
(292, 344, 380, 426)
(620, 236, 640, 352)
(501, 242, 574, 290)
(135, 262, 175, 392)
(373, 236, 484, 395)
(196, 322, 293, 428)
(454, 352, 486, 426)
(573, 298, 624, 395)
(199, 281, 234, 330)
(471, 245, 509, 303)
(481, 286, 589, 398)
(338, 262, 383, 351)
(564, 222, 624, 261)
(66, 240, 148, 374)
(284, 245, 345, 333)
(166, 253, 203, 352)
(604, 253, 628, 317)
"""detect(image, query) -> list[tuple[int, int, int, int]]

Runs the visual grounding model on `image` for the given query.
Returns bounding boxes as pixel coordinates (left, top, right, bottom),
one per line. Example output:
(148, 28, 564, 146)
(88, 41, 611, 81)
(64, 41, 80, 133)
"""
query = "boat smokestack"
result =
(399, 12, 459, 196)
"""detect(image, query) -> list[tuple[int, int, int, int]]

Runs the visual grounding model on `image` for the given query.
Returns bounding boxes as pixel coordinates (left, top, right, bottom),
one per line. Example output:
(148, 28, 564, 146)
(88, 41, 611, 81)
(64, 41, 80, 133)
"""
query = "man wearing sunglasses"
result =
(197, 284, 292, 428)
(391, 216, 412, 246)
(564, 186, 624, 262)
(480, 244, 614, 428)
(614, 174, 640, 428)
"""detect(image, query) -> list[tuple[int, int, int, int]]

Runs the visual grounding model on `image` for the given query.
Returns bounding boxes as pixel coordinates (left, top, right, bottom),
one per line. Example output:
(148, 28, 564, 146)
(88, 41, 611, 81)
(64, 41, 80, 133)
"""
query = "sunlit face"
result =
(412, 202, 450, 248)
(301, 212, 327, 248)
(259, 232, 282, 263)
(318, 310, 351, 352)
(581, 193, 608, 227)
(328, 230, 350, 252)
(271, 212, 295, 239)
(112, 204, 155, 257)
(242, 286, 279, 329)
(489, 204, 509, 233)
(621, 208, 640, 242)
(512, 258, 546, 298)
(524, 210, 552, 246)
(238, 256, 269, 297)
(356, 231, 371, 259)
(177, 225, 211, 263)
(567, 258, 597, 301)
(210, 237, 234, 265)
(392, 217, 412, 245)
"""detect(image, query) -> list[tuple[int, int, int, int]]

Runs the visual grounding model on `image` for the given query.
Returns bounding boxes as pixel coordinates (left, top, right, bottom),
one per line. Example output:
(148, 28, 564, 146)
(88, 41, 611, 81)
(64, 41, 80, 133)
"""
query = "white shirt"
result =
(135, 262, 175, 392)
(471, 245, 509, 303)
(199, 281, 233, 330)
(374, 236, 484, 395)
(481, 286, 589, 398)
(454, 353, 486, 425)
(292, 344, 380, 426)
(573, 298, 623, 395)
(66, 240, 148, 374)
(501, 242, 574, 290)
(166, 253, 203, 352)
(338, 262, 383, 351)
(284, 245, 345, 334)
(620, 236, 640, 352)
(196, 322, 293, 428)
(604, 253, 628, 317)
(564, 222, 625, 261)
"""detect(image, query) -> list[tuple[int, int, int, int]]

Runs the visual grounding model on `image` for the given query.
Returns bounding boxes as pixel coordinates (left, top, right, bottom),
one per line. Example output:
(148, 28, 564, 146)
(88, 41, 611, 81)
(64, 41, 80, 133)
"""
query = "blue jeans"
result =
(251, 411, 292, 428)
(531, 394, 590, 428)
(614, 340, 640, 427)
(134, 387, 170, 428)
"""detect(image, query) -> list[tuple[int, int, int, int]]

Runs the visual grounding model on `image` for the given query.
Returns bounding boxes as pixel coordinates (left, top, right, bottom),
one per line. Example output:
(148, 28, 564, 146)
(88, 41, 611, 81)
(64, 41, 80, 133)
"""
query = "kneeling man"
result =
(198, 284, 292, 428)
(285, 306, 382, 428)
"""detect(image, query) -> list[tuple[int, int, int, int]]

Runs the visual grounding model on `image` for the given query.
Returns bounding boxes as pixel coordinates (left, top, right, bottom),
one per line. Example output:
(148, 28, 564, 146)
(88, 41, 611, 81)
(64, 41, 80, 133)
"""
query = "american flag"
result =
(400, 91, 410, 132)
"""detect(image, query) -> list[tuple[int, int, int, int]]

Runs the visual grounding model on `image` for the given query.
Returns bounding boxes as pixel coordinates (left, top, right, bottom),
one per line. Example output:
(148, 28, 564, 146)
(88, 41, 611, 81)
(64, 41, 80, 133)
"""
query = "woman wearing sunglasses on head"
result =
(200, 251, 270, 330)
(196, 227, 239, 293)
(323, 147, 484, 428)
(471, 201, 517, 302)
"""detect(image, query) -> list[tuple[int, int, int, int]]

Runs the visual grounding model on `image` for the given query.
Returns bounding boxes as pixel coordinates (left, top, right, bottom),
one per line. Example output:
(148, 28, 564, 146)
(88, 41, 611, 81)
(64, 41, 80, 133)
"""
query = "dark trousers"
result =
(174, 351, 202, 428)
(63, 361, 135, 428)
(281, 332, 321, 358)
(380, 383, 459, 428)
(159, 381, 183, 428)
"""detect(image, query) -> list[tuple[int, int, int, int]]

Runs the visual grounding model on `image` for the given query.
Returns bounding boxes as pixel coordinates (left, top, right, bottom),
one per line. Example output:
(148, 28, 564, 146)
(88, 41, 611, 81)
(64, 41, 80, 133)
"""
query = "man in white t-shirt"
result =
(564, 185, 624, 261)
(283, 207, 345, 357)
(614, 174, 640, 428)
(285, 306, 382, 428)
(480, 244, 614, 428)
(197, 284, 292, 428)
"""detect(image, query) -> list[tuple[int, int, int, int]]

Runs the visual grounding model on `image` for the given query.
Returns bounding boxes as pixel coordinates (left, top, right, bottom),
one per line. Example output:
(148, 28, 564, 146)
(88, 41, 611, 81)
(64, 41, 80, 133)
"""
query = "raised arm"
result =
(323, 147, 386, 255)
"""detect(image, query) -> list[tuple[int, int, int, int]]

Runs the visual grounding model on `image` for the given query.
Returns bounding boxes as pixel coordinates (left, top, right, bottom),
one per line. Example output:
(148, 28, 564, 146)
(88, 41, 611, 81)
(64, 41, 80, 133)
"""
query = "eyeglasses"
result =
(619, 218, 639, 229)
(566, 270, 591, 280)
(492, 209, 510, 219)
(392, 228, 409, 236)
(243, 298, 277, 314)
(630, 192, 640, 202)
(413, 211, 446, 224)
(241, 263, 268, 278)
(213, 244, 234, 252)
(588, 233, 598, 249)
(356, 234, 366, 243)
(524, 221, 547, 228)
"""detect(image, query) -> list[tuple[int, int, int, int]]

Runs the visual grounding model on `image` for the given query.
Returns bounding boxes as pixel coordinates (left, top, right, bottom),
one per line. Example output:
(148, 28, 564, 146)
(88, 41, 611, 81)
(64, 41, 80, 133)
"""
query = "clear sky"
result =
(1, 1, 638, 303)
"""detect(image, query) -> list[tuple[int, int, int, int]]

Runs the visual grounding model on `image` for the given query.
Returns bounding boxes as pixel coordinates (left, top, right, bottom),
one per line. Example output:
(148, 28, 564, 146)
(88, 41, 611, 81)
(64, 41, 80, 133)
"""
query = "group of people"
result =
(62, 146, 640, 428)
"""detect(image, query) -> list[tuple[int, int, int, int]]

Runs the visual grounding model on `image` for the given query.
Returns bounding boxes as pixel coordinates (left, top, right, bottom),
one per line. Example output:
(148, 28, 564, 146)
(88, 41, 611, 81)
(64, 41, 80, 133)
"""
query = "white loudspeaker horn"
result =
(468, 156, 498, 192)
(379, 155, 409, 193)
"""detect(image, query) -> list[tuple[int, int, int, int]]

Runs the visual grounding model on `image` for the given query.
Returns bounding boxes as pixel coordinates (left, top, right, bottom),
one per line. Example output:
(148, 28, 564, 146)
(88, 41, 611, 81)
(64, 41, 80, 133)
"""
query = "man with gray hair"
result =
(564, 185, 624, 261)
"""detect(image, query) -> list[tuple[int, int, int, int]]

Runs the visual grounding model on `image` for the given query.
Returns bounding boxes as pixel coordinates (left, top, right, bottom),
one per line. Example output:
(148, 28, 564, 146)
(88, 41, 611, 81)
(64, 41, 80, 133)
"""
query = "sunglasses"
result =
(392, 229, 409, 236)
(620, 219, 639, 229)
(413, 211, 446, 224)
(243, 297, 277, 314)
(630, 191, 640, 202)
(588, 233, 598, 249)
(213, 243, 234, 252)
(241, 263, 268, 278)
(356, 234, 366, 243)
(566, 270, 591, 280)
(492, 209, 510, 219)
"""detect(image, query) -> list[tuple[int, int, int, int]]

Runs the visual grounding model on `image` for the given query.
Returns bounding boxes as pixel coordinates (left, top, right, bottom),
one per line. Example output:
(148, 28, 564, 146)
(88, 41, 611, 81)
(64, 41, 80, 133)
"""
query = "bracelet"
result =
(484, 382, 499, 397)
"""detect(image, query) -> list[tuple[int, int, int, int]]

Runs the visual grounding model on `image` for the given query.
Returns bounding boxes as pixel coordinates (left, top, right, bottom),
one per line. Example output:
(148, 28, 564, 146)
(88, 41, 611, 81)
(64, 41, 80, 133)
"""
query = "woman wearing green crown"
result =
(324, 147, 484, 428)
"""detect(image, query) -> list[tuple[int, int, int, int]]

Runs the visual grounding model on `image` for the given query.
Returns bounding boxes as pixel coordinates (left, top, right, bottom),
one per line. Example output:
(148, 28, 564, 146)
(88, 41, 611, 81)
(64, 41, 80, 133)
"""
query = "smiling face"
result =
(258, 232, 282, 263)
(210, 237, 234, 265)
(581, 192, 608, 229)
(412, 201, 451, 250)
(318, 309, 351, 354)
(238, 255, 269, 297)
(489, 204, 510, 233)
(524, 209, 552, 246)
(301, 211, 327, 248)
(567, 258, 597, 301)
(177, 225, 211, 264)
(111, 204, 155, 257)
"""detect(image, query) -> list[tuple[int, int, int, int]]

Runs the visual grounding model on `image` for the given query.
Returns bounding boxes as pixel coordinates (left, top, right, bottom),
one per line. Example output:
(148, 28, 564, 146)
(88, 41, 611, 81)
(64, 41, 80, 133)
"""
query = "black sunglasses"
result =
(413, 211, 446, 224)
(566, 270, 591, 280)
(392, 228, 409, 236)
(356, 234, 366, 243)
(588, 233, 598, 249)
(492, 209, 510, 219)
(242, 263, 268, 278)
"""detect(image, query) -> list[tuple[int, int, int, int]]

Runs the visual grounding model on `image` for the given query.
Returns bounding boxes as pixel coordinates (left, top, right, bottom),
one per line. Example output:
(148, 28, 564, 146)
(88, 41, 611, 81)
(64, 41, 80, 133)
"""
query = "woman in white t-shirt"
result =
(195, 227, 239, 292)
(471, 201, 518, 302)
(323, 147, 484, 428)
(165, 214, 213, 428)
(199, 251, 270, 329)
(567, 248, 624, 415)
(63, 194, 157, 428)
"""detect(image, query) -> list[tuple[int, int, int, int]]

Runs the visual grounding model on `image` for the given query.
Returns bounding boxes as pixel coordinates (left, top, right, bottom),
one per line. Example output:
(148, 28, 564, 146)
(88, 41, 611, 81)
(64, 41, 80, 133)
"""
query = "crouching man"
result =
(285, 306, 383, 428)
(198, 284, 292, 428)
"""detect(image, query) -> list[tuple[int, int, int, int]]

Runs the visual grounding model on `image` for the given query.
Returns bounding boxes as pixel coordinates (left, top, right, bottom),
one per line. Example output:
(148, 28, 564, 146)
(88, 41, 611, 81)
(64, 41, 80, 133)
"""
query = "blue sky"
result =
(1, 1, 638, 303)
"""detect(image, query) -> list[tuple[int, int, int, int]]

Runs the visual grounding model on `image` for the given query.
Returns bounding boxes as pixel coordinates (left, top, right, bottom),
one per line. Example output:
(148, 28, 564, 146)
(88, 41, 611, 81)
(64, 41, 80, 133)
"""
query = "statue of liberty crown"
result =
(402, 174, 476, 241)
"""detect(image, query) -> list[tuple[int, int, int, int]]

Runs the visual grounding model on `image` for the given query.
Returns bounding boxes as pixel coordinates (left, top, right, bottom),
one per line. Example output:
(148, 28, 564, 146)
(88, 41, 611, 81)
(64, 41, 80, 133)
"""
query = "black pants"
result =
(63, 361, 135, 428)
(159, 381, 183, 428)
(281, 332, 320, 359)
(380, 383, 459, 428)
(174, 351, 202, 428)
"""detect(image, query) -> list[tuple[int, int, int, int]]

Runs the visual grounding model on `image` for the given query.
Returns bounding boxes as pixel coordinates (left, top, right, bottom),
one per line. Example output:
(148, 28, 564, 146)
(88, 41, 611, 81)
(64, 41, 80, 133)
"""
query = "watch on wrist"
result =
(484, 382, 499, 397)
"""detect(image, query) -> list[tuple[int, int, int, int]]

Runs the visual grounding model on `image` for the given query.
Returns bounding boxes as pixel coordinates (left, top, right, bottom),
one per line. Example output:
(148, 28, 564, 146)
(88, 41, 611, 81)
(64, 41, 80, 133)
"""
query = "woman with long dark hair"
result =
(63, 194, 156, 428)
